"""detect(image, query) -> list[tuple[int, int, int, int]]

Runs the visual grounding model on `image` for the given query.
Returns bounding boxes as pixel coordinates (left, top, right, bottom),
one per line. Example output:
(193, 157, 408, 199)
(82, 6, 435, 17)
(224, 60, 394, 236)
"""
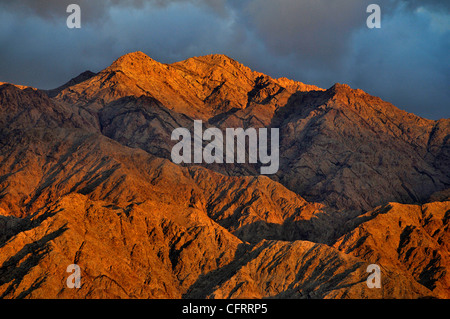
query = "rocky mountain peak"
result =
(171, 53, 258, 80)
(106, 51, 164, 76)
(326, 82, 363, 98)
(111, 51, 156, 65)
(199, 53, 236, 63)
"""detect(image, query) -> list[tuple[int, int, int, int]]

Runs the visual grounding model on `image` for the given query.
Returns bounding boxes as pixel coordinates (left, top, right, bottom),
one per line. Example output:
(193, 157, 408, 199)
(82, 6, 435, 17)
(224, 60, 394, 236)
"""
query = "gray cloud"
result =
(0, 0, 447, 22)
(241, 0, 374, 66)
(0, 0, 229, 21)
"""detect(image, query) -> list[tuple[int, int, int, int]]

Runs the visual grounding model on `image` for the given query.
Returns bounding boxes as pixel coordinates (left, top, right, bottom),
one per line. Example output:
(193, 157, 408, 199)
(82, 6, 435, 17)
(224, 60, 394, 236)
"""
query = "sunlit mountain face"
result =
(0, 51, 448, 299)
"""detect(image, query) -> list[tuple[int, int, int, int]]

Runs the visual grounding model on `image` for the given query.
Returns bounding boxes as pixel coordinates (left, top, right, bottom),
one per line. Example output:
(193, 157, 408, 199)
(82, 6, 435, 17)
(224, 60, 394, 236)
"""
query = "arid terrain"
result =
(0, 52, 448, 299)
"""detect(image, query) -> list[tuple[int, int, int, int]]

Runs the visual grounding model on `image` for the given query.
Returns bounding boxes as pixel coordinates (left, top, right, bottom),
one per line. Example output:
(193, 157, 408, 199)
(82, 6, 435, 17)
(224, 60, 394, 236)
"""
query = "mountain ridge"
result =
(52, 51, 323, 117)
(0, 51, 449, 299)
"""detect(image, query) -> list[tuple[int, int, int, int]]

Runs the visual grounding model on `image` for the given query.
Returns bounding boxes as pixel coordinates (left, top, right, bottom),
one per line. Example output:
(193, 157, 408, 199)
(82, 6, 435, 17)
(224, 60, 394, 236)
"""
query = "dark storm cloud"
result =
(0, 0, 228, 21)
(0, 0, 448, 119)
(233, 0, 447, 67)
(240, 0, 374, 66)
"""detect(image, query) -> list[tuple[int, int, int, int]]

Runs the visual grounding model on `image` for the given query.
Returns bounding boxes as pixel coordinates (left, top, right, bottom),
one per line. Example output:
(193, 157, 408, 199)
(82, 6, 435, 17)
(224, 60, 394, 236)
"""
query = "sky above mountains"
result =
(0, 0, 448, 119)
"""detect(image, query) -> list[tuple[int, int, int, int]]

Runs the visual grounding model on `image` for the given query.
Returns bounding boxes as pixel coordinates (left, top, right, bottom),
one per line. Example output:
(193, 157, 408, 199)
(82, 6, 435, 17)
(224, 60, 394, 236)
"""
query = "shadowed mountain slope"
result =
(0, 127, 446, 298)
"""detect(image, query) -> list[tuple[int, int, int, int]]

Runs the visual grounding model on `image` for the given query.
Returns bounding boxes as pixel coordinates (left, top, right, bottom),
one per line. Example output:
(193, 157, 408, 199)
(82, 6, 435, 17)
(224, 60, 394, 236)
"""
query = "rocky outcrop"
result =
(333, 201, 450, 298)
(193, 240, 434, 299)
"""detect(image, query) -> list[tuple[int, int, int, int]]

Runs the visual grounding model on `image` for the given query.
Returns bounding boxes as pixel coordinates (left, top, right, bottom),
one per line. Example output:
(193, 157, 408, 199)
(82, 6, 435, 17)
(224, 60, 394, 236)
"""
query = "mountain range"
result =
(0, 52, 448, 299)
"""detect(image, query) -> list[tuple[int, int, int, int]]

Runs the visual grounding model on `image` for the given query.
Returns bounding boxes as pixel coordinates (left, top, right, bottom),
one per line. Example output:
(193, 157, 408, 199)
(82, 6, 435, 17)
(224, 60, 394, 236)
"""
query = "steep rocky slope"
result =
(45, 71, 97, 99)
(333, 201, 450, 298)
(271, 84, 450, 210)
(0, 83, 98, 131)
(0, 127, 243, 298)
(190, 240, 434, 299)
(0, 127, 445, 298)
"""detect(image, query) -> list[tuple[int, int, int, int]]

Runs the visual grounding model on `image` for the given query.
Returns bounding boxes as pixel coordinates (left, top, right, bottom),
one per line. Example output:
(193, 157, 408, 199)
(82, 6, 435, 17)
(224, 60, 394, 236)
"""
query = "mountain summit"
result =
(54, 51, 322, 117)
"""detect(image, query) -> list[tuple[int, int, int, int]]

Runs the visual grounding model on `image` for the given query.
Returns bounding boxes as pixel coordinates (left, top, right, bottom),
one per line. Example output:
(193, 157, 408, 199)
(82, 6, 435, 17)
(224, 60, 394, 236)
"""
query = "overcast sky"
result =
(0, 0, 448, 119)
